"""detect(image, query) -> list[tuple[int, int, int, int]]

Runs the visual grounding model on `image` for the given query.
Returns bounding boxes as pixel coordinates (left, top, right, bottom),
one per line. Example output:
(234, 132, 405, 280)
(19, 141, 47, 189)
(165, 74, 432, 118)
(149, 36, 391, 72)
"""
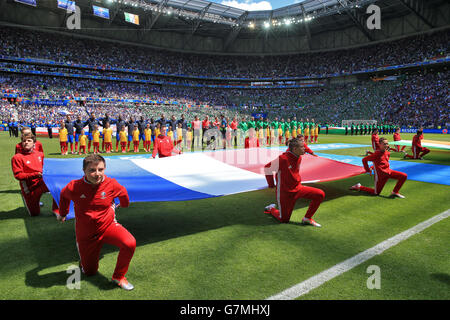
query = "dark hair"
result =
(289, 137, 302, 150)
(379, 137, 388, 144)
(83, 154, 106, 171)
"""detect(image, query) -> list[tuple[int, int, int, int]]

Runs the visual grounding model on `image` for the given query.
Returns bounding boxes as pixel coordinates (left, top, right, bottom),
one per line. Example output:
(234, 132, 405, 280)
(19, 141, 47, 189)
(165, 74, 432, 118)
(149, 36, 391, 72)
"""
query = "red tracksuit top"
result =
(11, 150, 45, 192)
(393, 132, 401, 142)
(362, 150, 391, 176)
(59, 176, 130, 240)
(412, 135, 422, 148)
(371, 133, 380, 150)
(265, 151, 303, 193)
(15, 141, 44, 154)
(152, 134, 180, 158)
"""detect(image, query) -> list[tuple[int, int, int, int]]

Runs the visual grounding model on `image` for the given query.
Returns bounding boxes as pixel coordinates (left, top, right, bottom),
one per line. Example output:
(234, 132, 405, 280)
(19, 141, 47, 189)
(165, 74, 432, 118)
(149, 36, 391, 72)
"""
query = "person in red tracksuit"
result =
(152, 130, 181, 158)
(11, 134, 58, 216)
(350, 137, 407, 198)
(392, 127, 406, 153)
(15, 127, 44, 154)
(57, 154, 136, 291)
(404, 129, 430, 160)
(263, 138, 325, 227)
(365, 128, 380, 156)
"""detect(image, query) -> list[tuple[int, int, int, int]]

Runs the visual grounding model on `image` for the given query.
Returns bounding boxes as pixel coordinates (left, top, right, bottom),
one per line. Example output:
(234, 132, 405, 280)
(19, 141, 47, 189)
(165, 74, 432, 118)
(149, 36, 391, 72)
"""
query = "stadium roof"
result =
(152, 0, 246, 19)
(145, 0, 377, 21)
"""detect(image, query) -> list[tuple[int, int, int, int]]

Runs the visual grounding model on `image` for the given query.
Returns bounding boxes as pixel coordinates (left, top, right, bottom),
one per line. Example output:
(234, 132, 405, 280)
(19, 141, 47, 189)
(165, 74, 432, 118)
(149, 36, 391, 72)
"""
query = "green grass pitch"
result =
(0, 132, 449, 300)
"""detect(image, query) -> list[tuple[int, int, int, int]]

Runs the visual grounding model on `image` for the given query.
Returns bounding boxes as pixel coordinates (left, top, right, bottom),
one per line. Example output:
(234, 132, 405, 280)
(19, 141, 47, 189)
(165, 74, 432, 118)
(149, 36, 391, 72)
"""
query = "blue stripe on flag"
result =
(43, 157, 214, 219)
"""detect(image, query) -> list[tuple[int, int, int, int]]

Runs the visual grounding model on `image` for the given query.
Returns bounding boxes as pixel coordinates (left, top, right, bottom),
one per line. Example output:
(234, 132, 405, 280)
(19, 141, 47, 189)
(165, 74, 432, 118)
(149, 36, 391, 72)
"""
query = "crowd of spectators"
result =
(0, 26, 448, 79)
(0, 25, 448, 129)
(1, 69, 447, 129)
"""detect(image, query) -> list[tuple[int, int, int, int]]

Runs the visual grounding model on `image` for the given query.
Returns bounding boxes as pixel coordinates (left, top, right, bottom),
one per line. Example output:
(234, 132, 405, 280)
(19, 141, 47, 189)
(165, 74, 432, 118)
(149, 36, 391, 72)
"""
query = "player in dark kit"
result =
(73, 115, 85, 153)
(83, 114, 100, 153)
(64, 115, 75, 154)
(115, 115, 127, 152)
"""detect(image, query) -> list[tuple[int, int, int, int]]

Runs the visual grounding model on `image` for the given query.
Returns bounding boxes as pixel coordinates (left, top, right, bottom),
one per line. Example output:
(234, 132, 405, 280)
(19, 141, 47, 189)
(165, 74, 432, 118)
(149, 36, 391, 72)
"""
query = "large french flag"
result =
(43, 148, 365, 219)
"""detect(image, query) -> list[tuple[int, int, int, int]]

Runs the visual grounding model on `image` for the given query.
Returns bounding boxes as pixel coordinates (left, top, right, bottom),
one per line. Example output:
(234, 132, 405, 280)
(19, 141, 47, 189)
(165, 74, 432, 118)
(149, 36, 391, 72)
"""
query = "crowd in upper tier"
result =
(0, 26, 448, 78)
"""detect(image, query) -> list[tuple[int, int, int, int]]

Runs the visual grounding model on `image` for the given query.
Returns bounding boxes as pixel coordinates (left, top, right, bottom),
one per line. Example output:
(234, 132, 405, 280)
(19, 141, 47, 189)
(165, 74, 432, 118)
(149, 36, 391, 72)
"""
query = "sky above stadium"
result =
(213, 0, 307, 11)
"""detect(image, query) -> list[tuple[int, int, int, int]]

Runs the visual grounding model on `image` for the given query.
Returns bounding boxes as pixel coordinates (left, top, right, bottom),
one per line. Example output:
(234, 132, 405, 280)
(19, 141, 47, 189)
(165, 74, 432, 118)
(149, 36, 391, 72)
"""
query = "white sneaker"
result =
(112, 277, 134, 291)
(391, 192, 405, 199)
(302, 217, 321, 227)
(264, 204, 276, 212)
(350, 183, 361, 191)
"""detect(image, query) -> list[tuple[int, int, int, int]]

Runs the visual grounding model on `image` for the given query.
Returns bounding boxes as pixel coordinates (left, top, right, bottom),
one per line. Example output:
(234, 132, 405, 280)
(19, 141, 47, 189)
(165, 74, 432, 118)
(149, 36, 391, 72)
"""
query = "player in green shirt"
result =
(256, 117, 264, 130)
(238, 117, 248, 147)
(271, 117, 279, 131)
(247, 117, 256, 129)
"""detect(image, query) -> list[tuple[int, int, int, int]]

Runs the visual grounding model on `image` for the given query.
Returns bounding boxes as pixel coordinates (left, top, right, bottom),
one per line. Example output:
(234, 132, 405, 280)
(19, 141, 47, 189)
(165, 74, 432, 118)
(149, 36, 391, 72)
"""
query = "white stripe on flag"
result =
(131, 153, 267, 196)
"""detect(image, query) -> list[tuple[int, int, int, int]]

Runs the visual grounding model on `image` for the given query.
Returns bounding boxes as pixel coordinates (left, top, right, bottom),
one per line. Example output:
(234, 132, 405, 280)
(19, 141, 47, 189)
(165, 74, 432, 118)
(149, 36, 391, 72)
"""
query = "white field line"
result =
(267, 209, 450, 300)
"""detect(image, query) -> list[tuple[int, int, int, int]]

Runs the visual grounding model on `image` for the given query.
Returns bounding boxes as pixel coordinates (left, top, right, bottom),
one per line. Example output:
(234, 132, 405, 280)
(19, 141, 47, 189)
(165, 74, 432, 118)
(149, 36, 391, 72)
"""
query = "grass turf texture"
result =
(0, 132, 449, 300)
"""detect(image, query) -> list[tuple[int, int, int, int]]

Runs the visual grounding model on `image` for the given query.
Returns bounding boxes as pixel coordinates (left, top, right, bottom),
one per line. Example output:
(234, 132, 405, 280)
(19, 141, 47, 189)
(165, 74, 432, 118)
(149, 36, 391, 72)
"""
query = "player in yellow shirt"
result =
(59, 122, 68, 155)
(284, 127, 290, 146)
(186, 127, 193, 151)
(119, 127, 128, 153)
(314, 124, 319, 143)
(277, 125, 283, 145)
(102, 122, 113, 153)
(92, 125, 101, 154)
(154, 123, 161, 137)
(297, 125, 302, 136)
(144, 124, 152, 152)
(132, 124, 140, 153)
(176, 123, 183, 148)
(304, 125, 310, 144)
(79, 130, 87, 155)
(167, 126, 175, 146)
(270, 127, 275, 146)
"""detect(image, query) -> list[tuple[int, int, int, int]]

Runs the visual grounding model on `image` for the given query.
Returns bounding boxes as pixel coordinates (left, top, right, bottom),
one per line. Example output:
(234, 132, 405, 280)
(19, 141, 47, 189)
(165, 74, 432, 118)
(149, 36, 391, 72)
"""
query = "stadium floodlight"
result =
(263, 21, 270, 29)
(284, 19, 291, 26)
(248, 22, 255, 29)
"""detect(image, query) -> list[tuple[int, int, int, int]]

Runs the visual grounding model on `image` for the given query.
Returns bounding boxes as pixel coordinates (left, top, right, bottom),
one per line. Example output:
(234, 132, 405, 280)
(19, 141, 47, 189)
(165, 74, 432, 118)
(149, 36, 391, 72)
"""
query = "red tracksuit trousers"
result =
(21, 181, 59, 216)
(360, 170, 407, 195)
(276, 185, 325, 223)
(77, 221, 136, 280)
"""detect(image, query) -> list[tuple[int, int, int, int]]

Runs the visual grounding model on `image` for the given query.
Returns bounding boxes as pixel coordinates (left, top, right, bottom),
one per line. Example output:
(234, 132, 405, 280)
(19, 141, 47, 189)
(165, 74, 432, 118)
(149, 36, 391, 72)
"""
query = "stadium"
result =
(0, 0, 449, 307)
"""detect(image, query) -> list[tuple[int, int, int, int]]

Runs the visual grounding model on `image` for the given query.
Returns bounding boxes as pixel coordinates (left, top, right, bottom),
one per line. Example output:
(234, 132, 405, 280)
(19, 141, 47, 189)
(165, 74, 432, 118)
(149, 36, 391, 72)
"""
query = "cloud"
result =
(220, 0, 272, 11)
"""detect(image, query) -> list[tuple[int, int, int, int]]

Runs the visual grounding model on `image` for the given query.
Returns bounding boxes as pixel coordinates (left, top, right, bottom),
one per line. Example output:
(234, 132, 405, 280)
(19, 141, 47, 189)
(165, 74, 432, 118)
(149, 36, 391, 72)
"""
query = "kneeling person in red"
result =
(11, 133, 58, 216)
(351, 137, 407, 198)
(404, 129, 430, 160)
(152, 129, 181, 158)
(264, 138, 325, 227)
(57, 155, 136, 291)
